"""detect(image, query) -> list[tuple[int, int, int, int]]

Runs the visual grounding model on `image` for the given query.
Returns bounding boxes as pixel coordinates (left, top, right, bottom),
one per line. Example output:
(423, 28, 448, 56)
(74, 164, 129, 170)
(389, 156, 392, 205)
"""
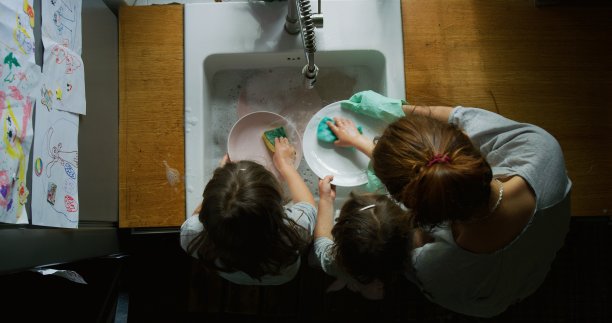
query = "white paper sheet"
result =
(0, 42, 39, 224)
(42, 0, 82, 55)
(31, 268, 88, 284)
(31, 98, 79, 228)
(41, 41, 85, 115)
(0, 0, 37, 62)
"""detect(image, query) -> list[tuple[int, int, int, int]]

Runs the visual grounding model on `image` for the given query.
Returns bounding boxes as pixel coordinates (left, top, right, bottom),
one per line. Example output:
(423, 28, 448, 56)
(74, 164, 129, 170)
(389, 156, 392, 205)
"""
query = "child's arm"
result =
(314, 175, 336, 240)
(273, 137, 316, 206)
(326, 117, 375, 158)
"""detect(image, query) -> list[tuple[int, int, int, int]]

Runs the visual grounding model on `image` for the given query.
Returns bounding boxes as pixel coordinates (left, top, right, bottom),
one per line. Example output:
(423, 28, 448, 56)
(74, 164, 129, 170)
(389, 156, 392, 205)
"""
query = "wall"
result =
(79, 0, 119, 224)
(0, 0, 120, 274)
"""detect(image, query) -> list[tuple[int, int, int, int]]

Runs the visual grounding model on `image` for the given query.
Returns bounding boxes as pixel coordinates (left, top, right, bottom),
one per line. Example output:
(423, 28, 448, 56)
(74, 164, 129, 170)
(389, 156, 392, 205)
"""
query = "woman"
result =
(329, 93, 571, 317)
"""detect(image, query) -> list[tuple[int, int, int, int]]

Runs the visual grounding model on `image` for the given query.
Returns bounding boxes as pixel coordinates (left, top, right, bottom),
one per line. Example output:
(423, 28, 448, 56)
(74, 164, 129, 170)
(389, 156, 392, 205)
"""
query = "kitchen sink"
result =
(184, 0, 404, 215)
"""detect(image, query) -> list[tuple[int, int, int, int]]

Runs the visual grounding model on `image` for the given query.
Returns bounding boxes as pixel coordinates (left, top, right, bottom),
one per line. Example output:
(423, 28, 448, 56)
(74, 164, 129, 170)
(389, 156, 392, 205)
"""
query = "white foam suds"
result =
(206, 66, 383, 193)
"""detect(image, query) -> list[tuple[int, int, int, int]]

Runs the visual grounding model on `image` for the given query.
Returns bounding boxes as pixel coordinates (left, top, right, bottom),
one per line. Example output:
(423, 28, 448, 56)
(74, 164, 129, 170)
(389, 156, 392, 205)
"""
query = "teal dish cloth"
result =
(340, 90, 406, 123)
(317, 116, 363, 143)
(365, 162, 386, 193)
(340, 90, 404, 192)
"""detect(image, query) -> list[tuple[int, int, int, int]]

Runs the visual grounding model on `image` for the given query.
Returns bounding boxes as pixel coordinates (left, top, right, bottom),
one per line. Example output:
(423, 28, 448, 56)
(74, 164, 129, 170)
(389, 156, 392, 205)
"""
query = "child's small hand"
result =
(318, 175, 336, 201)
(219, 153, 230, 167)
(272, 137, 297, 173)
(327, 117, 370, 149)
(193, 202, 202, 216)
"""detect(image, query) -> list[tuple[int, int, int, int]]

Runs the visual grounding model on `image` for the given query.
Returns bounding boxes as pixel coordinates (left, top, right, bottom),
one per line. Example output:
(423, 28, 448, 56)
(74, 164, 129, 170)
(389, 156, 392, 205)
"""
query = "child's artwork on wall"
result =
(41, 42, 85, 115)
(31, 88, 79, 228)
(0, 0, 37, 63)
(42, 0, 82, 55)
(0, 33, 40, 223)
(31, 0, 83, 228)
(40, 0, 85, 115)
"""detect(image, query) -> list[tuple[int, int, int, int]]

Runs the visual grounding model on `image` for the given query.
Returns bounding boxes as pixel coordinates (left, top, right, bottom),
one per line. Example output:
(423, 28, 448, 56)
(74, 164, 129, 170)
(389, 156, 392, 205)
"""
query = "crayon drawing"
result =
(43, 126, 78, 178)
(0, 44, 38, 224)
(42, 42, 85, 115)
(42, 0, 82, 55)
(32, 105, 79, 228)
(0, 1, 37, 61)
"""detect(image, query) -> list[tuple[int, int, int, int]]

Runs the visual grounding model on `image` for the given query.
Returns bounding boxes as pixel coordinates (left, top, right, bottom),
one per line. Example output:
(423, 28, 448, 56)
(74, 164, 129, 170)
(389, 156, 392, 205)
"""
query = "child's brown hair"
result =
(332, 192, 413, 284)
(187, 160, 309, 279)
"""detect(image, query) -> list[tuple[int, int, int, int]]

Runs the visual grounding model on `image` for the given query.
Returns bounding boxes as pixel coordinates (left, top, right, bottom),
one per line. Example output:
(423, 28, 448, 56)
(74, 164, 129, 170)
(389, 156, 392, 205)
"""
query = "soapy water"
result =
(206, 66, 383, 195)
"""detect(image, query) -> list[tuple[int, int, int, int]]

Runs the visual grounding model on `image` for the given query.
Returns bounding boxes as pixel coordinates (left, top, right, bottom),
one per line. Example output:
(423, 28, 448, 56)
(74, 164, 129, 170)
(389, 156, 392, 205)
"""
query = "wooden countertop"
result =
(119, 1, 611, 227)
(119, 5, 185, 228)
(402, 0, 611, 216)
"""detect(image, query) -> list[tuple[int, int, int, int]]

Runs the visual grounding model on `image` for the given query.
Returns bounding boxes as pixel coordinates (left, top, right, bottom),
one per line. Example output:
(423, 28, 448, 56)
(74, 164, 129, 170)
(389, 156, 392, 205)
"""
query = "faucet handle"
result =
(312, 13, 324, 28)
(313, 0, 323, 28)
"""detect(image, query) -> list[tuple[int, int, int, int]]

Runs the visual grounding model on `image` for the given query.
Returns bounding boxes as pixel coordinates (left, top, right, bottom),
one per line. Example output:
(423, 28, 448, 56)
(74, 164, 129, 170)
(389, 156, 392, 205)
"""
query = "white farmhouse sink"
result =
(184, 0, 405, 216)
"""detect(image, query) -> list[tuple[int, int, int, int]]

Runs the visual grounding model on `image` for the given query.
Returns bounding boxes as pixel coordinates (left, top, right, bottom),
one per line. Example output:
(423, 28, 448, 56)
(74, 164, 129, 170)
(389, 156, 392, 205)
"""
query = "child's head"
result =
(332, 192, 413, 284)
(190, 160, 308, 279)
(372, 115, 492, 228)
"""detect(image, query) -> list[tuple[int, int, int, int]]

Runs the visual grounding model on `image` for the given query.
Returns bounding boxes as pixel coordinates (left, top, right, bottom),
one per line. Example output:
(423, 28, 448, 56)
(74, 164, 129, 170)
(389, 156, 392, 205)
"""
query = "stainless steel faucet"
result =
(284, 0, 323, 89)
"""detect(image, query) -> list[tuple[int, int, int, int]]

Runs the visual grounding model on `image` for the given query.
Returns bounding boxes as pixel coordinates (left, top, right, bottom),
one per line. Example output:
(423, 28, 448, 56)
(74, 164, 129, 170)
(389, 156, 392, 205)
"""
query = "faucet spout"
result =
(285, 0, 323, 87)
(302, 64, 319, 90)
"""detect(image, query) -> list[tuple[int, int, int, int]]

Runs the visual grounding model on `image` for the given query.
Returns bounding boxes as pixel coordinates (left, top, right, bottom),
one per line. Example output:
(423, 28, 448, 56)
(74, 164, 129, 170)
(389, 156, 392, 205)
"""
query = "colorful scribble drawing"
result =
(1, 99, 31, 220)
(1, 24, 37, 224)
(17, 181, 28, 205)
(2, 51, 37, 94)
(64, 194, 77, 212)
(34, 116, 79, 225)
(13, 15, 35, 55)
(8, 86, 24, 100)
(0, 171, 11, 209)
(47, 182, 57, 205)
(23, 0, 35, 28)
(55, 87, 63, 101)
(34, 157, 43, 176)
(51, 45, 81, 74)
(43, 126, 78, 178)
(3, 52, 21, 69)
(51, 0, 77, 47)
(40, 84, 53, 111)
(3, 52, 21, 83)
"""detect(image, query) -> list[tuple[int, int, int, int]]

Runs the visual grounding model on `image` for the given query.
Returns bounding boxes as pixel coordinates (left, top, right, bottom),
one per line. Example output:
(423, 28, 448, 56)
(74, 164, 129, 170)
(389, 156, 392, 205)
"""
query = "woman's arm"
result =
(402, 104, 455, 123)
(314, 175, 336, 240)
(273, 137, 316, 206)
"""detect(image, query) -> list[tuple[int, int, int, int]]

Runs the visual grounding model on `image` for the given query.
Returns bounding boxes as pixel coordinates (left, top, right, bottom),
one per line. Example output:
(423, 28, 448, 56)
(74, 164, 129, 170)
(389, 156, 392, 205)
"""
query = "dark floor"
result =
(1, 216, 609, 322)
(122, 216, 611, 323)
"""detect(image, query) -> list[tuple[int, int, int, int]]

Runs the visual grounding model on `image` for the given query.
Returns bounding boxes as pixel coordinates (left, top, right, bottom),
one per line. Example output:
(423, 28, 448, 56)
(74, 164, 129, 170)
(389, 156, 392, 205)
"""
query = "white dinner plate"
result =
(302, 101, 387, 187)
(227, 111, 301, 179)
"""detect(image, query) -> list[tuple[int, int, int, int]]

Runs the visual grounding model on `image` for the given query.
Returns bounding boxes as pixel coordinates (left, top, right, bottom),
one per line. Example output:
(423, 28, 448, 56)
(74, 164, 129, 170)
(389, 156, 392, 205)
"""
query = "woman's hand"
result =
(272, 137, 297, 175)
(318, 175, 336, 201)
(327, 117, 375, 158)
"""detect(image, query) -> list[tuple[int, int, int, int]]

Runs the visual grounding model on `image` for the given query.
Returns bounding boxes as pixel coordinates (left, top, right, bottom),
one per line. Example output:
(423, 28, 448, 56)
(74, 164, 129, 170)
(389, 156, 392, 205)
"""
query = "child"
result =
(181, 138, 316, 285)
(312, 175, 414, 299)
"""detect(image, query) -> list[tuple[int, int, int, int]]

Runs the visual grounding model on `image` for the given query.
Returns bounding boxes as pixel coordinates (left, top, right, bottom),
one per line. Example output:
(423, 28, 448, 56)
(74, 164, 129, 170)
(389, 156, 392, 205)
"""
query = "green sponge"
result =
(262, 126, 287, 152)
(317, 117, 363, 143)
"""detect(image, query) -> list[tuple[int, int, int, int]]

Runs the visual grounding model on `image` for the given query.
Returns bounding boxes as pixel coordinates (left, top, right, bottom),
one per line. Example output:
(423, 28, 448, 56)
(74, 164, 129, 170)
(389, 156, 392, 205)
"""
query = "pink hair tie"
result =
(426, 154, 451, 167)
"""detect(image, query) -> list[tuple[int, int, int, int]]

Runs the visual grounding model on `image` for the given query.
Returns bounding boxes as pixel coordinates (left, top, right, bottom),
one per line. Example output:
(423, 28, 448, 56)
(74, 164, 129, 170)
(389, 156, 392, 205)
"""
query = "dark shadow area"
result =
(0, 256, 123, 322)
(1, 217, 609, 322)
(126, 217, 610, 322)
